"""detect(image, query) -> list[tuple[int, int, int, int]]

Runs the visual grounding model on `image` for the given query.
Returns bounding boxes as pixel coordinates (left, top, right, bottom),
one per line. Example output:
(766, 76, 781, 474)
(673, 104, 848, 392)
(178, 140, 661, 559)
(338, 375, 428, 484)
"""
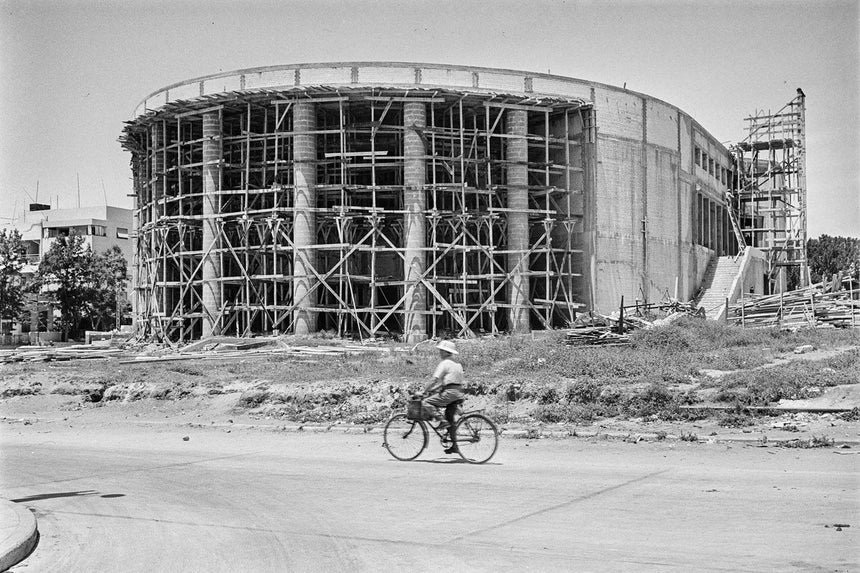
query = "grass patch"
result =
(712, 348, 860, 406)
(779, 435, 835, 448)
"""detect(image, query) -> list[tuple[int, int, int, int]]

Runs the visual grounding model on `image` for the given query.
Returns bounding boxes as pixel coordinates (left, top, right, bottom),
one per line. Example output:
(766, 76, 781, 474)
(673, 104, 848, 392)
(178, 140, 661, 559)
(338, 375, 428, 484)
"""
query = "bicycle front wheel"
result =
(454, 413, 499, 464)
(383, 414, 428, 461)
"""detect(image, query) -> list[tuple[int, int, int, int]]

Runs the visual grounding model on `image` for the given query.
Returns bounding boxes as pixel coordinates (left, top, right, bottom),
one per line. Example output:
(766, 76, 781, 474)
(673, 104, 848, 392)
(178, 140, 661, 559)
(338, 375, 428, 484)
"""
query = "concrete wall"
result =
(740, 248, 767, 297)
(590, 88, 730, 313)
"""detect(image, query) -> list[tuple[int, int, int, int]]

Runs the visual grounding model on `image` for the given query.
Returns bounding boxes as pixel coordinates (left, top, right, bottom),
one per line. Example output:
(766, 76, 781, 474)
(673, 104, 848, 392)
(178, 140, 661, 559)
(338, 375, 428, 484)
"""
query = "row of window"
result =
(694, 146, 731, 187)
(693, 193, 739, 257)
(43, 226, 128, 239)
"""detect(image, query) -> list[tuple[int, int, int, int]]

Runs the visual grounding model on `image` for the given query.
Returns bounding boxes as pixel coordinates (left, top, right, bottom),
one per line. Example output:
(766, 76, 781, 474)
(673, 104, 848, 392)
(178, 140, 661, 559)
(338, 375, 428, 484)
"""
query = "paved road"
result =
(1, 423, 857, 572)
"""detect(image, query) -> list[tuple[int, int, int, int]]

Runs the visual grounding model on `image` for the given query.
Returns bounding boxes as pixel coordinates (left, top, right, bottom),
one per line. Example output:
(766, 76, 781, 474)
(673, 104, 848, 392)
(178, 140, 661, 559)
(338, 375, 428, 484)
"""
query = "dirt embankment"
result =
(2, 325, 859, 445)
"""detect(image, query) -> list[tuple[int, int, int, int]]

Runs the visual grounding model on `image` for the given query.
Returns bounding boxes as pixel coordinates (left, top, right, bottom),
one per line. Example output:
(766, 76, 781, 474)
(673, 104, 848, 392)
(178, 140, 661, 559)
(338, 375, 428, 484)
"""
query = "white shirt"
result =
(432, 358, 464, 388)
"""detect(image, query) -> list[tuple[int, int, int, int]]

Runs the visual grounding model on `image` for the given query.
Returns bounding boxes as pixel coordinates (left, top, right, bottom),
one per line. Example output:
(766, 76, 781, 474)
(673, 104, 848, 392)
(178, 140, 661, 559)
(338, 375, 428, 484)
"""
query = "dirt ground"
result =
(1, 353, 858, 446)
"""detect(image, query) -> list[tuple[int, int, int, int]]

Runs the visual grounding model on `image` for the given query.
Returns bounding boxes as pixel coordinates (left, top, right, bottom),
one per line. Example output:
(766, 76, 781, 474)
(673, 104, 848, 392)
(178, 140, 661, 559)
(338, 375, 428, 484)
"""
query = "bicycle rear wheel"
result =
(383, 414, 428, 461)
(454, 413, 499, 464)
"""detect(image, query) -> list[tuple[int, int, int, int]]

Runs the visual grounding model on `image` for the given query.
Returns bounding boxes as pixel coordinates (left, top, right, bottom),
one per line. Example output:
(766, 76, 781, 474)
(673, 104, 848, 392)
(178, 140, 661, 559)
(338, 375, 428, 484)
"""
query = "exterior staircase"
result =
(696, 253, 746, 321)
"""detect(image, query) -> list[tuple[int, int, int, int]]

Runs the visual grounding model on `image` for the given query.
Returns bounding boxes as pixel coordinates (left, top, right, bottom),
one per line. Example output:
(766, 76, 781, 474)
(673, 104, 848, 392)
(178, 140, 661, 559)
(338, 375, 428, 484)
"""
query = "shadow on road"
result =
(10, 491, 126, 503)
(408, 458, 502, 466)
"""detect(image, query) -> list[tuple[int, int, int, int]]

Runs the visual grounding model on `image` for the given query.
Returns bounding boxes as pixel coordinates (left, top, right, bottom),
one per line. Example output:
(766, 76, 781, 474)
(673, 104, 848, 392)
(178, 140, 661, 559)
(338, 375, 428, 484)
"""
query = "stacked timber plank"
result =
(565, 300, 704, 346)
(565, 326, 630, 346)
(0, 344, 124, 364)
(1, 335, 404, 365)
(122, 341, 394, 364)
(728, 280, 860, 329)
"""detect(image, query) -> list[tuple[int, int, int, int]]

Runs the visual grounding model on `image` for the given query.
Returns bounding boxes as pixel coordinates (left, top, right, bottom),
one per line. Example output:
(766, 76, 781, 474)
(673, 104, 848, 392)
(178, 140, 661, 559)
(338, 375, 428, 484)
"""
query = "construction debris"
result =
(728, 276, 860, 329)
(564, 325, 630, 346)
(0, 334, 404, 365)
(0, 345, 124, 364)
(565, 299, 703, 346)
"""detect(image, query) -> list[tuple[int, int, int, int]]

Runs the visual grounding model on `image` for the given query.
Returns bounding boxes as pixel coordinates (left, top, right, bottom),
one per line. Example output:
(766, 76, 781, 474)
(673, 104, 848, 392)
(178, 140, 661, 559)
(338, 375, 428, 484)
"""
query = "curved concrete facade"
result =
(124, 62, 734, 341)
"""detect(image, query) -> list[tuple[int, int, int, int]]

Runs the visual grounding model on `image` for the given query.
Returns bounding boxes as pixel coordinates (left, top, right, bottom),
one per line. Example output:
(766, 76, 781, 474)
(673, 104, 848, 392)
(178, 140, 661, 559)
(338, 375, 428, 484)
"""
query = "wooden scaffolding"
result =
(121, 88, 592, 342)
(732, 90, 808, 291)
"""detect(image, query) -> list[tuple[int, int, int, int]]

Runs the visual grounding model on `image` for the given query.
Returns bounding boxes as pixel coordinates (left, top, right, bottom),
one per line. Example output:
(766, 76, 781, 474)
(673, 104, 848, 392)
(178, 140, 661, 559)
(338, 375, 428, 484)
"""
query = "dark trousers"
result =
(424, 387, 464, 442)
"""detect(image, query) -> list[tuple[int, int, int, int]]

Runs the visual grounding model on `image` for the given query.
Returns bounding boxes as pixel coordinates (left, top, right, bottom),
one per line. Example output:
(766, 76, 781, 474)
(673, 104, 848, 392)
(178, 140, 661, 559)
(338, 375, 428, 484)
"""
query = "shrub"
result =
(237, 389, 270, 408)
(167, 364, 203, 376)
(482, 404, 512, 425)
(535, 385, 560, 405)
(780, 435, 834, 449)
(530, 403, 595, 424)
(631, 383, 674, 417)
(531, 403, 567, 423)
(563, 379, 601, 404)
(50, 383, 79, 396)
(718, 409, 756, 427)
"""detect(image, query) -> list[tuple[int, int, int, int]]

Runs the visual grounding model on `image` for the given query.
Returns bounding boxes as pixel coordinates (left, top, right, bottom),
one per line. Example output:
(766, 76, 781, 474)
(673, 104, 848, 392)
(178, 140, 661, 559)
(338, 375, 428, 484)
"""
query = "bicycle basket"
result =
(406, 399, 427, 421)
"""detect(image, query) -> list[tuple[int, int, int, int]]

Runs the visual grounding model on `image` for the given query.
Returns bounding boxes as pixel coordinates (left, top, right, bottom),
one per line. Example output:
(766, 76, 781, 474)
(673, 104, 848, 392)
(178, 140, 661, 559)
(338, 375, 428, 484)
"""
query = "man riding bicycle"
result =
(420, 340, 465, 454)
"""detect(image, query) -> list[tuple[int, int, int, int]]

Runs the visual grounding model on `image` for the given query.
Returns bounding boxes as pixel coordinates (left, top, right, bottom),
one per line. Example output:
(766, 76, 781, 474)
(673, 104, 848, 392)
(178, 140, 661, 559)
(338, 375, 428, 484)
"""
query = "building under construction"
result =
(121, 62, 801, 342)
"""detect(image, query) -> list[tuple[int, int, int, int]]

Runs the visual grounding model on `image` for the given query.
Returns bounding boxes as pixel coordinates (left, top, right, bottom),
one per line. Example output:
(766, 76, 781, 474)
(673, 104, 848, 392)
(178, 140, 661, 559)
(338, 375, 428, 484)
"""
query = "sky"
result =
(1, 0, 858, 238)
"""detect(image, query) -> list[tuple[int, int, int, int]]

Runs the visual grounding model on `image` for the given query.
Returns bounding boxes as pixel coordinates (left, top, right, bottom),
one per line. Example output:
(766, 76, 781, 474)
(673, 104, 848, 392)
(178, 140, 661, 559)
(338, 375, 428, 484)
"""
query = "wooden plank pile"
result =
(565, 325, 630, 346)
(565, 299, 704, 346)
(0, 344, 124, 364)
(728, 278, 860, 329)
(1, 334, 405, 365)
(120, 340, 395, 364)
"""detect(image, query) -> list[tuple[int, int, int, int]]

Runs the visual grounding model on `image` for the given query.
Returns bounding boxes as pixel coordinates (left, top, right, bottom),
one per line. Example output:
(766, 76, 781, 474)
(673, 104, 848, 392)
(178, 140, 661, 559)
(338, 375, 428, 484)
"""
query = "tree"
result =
(0, 229, 27, 325)
(37, 235, 94, 339)
(807, 235, 860, 284)
(88, 246, 128, 331)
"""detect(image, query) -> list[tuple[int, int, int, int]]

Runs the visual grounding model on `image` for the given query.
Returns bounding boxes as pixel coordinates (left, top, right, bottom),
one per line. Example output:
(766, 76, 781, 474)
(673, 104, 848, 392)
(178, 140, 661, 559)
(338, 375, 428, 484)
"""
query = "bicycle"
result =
(383, 397, 499, 464)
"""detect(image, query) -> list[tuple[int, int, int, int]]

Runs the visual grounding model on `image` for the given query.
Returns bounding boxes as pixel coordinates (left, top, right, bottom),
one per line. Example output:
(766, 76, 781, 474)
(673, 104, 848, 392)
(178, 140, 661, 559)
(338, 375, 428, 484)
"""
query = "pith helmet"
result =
(435, 340, 458, 355)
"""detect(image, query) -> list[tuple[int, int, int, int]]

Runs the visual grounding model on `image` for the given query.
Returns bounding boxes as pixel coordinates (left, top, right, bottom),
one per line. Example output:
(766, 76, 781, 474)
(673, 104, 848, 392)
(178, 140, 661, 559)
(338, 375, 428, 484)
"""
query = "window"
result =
(695, 147, 701, 167)
(708, 158, 715, 176)
(90, 225, 106, 237)
(45, 227, 69, 238)
(117, 227, 129, 239)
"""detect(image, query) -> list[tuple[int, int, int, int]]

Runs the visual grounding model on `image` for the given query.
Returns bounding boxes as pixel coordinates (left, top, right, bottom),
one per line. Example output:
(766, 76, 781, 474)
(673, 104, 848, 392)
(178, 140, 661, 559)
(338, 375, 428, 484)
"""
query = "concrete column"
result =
(403, 102, 428, 343)
(292, 102, 317, 335)
(131, 155, 141, 333)
(151, 122, 164, 209)
(149, 123, 163, 332)
(505, 110, 531, 333)
(202, 111, 222, 338)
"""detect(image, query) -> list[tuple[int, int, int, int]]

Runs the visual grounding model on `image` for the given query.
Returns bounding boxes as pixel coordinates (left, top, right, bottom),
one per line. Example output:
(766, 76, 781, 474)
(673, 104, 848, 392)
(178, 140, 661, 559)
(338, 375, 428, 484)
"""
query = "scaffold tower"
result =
(732, 89, 808, 292)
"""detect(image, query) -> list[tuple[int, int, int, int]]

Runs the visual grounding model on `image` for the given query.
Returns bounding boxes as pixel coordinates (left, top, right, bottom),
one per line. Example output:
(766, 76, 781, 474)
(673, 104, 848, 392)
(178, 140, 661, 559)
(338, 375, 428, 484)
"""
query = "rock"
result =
(182, 435, 190, 441)
(794, 344, 814, 354)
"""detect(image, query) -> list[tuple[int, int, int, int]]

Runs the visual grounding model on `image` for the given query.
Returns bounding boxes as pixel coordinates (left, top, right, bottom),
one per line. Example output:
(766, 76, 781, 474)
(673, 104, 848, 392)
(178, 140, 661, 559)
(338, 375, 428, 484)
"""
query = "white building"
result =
(2, 203, 132, 342)
(15, 204, 133, 270)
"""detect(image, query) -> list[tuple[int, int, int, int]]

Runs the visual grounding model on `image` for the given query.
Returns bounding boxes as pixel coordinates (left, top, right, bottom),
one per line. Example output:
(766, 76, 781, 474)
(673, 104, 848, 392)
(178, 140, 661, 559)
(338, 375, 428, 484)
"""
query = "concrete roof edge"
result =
(133, 61, 734, 153)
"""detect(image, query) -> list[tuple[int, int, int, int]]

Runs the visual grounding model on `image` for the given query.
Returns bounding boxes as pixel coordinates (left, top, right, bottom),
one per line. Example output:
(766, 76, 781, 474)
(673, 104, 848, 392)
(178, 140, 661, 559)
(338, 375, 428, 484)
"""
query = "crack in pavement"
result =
(447, 468, 671, 543)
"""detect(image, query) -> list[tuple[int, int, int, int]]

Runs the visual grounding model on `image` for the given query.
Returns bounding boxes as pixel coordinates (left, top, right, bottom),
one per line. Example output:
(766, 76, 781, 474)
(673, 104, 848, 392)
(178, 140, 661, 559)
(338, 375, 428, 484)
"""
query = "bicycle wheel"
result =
(454, 413, 499, 464)
(383, 414, 428, 461)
